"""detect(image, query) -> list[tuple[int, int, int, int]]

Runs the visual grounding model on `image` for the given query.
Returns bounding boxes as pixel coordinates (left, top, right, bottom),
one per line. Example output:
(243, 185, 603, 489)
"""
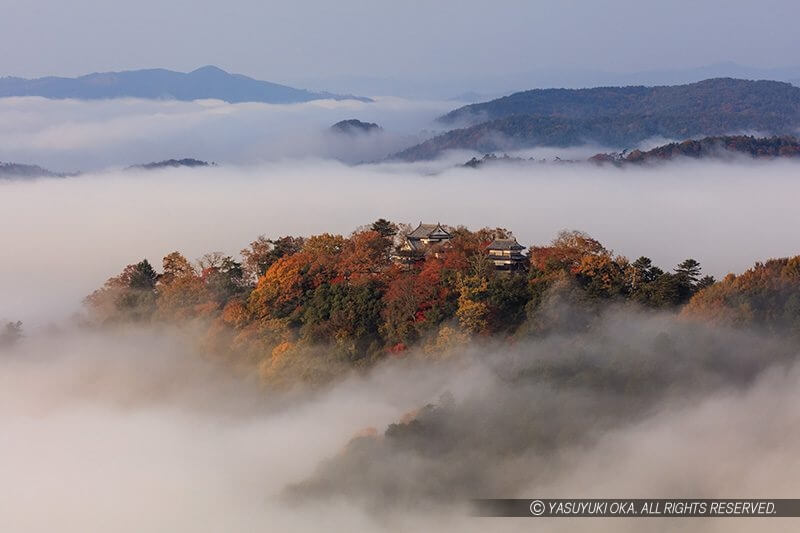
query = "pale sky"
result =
(1, 0, 799, 93)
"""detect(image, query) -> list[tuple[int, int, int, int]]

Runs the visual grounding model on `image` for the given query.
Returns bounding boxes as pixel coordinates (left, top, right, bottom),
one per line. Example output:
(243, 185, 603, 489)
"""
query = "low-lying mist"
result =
(2, 308, 799, 532)
(3, 93, 800, 531)
(0, 96, 696, 172)
(0, 327, 441, 532)
(2, 158, 800, 325)
(0, 96, 455, 170)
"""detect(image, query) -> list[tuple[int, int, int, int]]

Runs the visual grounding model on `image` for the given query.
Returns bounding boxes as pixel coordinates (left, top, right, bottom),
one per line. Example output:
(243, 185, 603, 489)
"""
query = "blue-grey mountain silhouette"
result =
(0, 66, 371, 104)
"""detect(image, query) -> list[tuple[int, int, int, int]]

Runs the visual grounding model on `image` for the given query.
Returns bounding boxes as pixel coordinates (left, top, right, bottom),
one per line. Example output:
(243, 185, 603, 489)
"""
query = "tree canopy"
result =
(78, 220, 800, 386)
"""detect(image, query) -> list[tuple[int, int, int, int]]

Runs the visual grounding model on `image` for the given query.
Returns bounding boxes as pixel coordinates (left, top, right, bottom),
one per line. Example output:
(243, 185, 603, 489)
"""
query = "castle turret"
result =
(487, 237, 526, 271)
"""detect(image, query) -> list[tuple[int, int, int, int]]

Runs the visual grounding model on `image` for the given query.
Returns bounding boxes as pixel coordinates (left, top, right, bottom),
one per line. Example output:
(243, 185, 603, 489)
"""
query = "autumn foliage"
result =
(82, 221, 800, 385)
(683, 257, 800, 333)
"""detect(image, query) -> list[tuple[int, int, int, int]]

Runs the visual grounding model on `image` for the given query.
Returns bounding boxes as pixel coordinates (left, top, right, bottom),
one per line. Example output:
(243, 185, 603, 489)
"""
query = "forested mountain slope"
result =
(395, 79, 800, 161)
(589, 135, 800, 164)
(439, 78, 800, 125)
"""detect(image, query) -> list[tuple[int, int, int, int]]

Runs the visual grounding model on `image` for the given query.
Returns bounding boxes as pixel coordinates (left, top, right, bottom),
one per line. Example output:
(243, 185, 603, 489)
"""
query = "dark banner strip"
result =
(471, 499, 800, 518)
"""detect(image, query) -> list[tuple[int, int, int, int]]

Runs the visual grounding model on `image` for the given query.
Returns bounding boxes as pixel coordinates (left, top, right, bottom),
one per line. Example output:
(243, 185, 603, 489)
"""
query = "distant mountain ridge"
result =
(438, 78, 800, 125)
(393, 78, 800, 160)
(0, 162, 62, 179)
(590, 135, 800, 164)
(460, 135, 800, 168)
(0, 66, 371, 104)
(1, 158, 215, 179)
(297, 62, 800, 99)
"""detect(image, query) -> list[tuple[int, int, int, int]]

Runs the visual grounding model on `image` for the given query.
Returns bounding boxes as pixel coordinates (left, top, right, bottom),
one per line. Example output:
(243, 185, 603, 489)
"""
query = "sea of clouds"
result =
(2, 96, 800, 533)
(2, 313, 800, 533)
(0, 96, 457, 170)
(2, 158, 800, 325)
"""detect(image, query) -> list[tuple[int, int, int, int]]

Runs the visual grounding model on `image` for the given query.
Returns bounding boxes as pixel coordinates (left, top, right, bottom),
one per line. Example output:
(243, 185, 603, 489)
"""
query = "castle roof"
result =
(407, 222, 451, 240)
(488, 238, 525, 251)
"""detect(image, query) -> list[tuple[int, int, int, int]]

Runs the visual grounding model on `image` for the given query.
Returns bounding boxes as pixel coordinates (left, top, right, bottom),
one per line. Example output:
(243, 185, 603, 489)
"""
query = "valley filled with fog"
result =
(3, 309, 800, 533)
(5, 0, 800, 530)
(2, 156, 800, 325)
(2, 94, 800, 533)
(0, 96, 456, 170)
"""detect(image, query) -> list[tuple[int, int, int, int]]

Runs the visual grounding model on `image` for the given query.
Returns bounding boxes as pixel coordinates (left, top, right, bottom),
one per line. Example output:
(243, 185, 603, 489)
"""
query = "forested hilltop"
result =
(395, 79, 800, 160)
(457, 135, 800, 168)
(74, 220, 800, 386)
(0, 162, 62, 179)
(590, 135, 800, 164)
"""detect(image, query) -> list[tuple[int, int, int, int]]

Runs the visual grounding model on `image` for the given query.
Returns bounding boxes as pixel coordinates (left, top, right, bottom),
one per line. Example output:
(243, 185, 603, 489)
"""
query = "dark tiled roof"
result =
(407, 222, 451, 239)
(488, 238, 524, 250)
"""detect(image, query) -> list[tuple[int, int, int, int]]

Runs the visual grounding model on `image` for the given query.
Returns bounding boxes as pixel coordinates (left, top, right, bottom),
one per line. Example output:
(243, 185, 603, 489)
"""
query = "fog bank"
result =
(2, 310, 799, 532)
(2, 159, 800, 325)
(0, 96, 455, 170)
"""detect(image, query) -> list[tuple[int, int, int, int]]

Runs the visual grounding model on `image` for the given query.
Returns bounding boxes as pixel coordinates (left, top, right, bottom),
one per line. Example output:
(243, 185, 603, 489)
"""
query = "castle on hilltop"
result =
(393, 222, 526, 271)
